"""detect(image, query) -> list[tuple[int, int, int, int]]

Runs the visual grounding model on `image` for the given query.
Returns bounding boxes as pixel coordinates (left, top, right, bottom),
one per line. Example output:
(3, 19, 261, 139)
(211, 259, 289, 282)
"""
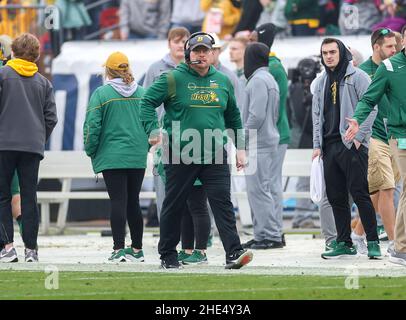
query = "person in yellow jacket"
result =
(201, 0, 241, 39)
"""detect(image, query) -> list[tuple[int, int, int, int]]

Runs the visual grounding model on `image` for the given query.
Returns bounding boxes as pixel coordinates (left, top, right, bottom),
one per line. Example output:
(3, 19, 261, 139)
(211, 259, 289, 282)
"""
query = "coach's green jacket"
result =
(140, 62, 244, 164)
(83, 84, 149, 174)
(354, 50, 406, 139)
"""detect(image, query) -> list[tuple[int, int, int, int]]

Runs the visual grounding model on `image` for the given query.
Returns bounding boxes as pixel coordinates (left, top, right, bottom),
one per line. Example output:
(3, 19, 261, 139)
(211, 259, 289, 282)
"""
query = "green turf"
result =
(1, 271, 406, 300)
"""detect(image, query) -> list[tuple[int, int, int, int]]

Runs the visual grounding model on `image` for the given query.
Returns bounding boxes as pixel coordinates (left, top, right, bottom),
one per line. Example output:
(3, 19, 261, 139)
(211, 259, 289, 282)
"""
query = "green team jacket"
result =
(284, 0, 320, 21)
(83, 85, 149, 174)
(269, 53, 291, 145)
(140, 63, 244, 164)
(354, 50, 406, 139)
(358, 57, 391, 144)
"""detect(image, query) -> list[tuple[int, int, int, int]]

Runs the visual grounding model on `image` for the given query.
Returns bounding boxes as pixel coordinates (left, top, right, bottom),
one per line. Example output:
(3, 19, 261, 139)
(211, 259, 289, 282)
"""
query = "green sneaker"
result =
(182, 250, 208, 265)
(367, 241, 382, 259)
(325, 240, 337, 251)
(321, 242, 357, 259)
(377, 225, 388, 241)
(124, 247, 145, 262)
(177, 250, 192, 262)
(108, 249, 129, 262)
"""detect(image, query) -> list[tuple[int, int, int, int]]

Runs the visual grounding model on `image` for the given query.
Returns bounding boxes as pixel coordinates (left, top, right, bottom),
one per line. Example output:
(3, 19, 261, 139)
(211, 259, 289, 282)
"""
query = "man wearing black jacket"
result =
(233, 0, 263, 34)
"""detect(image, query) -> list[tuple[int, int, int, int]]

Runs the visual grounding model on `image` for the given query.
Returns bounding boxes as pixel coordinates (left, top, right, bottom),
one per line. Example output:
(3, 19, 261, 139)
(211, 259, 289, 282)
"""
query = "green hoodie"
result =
(269, 54, 291, 145)
(83, 84, 149, 174)
(354, 51, 406, 139)
(358, 57, 391, 144)
(140, 63, 244, 164)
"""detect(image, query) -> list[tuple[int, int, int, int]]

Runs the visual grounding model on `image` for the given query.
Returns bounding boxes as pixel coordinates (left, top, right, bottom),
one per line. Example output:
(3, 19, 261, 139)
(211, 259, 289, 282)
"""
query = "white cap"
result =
(208, 33, 224, 49)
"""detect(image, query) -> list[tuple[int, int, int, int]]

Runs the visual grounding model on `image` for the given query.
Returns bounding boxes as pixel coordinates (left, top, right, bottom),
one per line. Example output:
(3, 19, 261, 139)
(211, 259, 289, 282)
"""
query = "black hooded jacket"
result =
(321, 39, 352, 146)
(244, 42, 270, 79)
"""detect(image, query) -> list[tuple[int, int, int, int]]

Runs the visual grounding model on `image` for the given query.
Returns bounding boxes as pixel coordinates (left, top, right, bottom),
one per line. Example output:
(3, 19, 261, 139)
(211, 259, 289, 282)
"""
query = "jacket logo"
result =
(191, 90, 219, 104)
(209, 80, 219, 88)
(188, 82, 197, 90)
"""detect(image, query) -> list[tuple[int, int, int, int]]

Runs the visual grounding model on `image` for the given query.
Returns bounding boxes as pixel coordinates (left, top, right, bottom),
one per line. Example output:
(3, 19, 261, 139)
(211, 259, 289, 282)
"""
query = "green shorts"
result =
(11, 172, 20, 196)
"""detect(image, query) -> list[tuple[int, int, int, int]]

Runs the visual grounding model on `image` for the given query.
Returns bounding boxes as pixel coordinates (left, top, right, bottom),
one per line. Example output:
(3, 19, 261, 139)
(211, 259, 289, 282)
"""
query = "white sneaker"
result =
(351, 232, 367, 255)
(386, 241, 395, 256)
(25, 248, 38, 262)
(0, 247, 18, 263)
(389, 251, 406, 266)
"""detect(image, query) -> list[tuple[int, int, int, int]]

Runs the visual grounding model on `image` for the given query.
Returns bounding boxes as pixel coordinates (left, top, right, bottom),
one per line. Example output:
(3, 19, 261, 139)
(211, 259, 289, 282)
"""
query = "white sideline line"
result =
(70, 274, 237, 281)
(0, 285, 404, 299)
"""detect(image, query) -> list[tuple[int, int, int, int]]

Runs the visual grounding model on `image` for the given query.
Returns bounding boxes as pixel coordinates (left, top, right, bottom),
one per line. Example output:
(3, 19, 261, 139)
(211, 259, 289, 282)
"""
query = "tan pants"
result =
(368, 137, 400, 193)
(389, 139, 406, 253)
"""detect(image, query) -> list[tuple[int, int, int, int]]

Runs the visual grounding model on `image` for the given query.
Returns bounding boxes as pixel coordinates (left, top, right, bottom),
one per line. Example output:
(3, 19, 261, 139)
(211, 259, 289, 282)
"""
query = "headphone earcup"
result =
(185, 48, 190, 63)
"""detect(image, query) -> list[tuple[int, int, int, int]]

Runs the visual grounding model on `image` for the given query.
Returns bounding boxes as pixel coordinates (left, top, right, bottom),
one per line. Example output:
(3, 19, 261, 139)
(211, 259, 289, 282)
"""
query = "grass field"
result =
(1, 271, 406, 300)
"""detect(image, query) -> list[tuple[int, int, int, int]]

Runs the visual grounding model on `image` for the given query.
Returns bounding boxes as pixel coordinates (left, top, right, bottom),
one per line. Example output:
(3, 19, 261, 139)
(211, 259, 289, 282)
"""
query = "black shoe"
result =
(241, 239, 257, 249)
(160, 259, 182, 269)
(251, 239, 283, 250)
(282, 233, 286, 247)
(225, 250, 253, 269)
(266, 240, 284, 249)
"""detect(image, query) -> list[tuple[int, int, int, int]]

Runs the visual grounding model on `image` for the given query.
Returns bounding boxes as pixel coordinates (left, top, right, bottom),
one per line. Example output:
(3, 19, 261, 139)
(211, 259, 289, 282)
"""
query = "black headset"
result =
(184, 32, 215, 64)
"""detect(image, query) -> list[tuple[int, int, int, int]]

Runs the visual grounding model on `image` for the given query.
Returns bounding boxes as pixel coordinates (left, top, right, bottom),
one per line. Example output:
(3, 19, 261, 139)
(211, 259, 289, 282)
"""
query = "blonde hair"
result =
(105, 63, 134, 84)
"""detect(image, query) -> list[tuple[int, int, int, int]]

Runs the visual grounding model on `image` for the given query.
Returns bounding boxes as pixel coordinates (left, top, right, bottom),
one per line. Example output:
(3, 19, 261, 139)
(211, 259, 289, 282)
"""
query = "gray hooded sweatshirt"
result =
(0, 66, 57, 158)
(143, 53, 178, 120)
(312, 62, 377, 151)
(171, 0, 205, 26)
(119, 0, 171, 39)
(216, 62, 245, 111)
(242, 66, 280, 150)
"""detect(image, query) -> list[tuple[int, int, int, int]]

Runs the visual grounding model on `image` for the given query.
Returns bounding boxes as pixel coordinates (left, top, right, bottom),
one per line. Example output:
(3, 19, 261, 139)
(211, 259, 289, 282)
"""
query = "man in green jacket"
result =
(346, 39, 406, 267)
(140, 32, 253, 270)
(352, 29, 399, 255)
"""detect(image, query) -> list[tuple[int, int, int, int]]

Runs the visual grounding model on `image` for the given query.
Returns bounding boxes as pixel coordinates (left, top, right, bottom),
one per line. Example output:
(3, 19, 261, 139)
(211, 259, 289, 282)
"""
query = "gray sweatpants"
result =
(245, 147, 282, 242)
(319, 190, 337, 244)
(269, 144, 287, 239)
(293, 176, 315, 224)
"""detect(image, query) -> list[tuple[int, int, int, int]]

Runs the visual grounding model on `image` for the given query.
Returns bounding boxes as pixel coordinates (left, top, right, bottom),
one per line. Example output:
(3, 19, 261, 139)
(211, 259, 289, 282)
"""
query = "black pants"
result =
(323, 142, 378, 245)
(102, 169, 145, 250)
(181, 185, 211, 250)
(0, 151, 41, 250)
(159, 158, 243, 263)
